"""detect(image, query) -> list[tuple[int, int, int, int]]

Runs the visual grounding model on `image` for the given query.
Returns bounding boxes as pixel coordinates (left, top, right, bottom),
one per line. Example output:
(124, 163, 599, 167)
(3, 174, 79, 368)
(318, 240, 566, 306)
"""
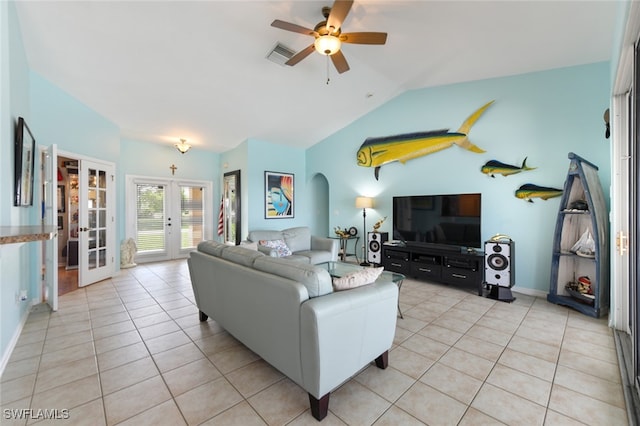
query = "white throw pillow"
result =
(259, 239, 292, 257)
(332, 267, 384, 291)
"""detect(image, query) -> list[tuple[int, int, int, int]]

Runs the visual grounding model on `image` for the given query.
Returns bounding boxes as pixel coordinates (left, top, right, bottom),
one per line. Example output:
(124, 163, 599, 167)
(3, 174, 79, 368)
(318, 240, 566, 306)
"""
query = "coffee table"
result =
(319, 261, 405, 318)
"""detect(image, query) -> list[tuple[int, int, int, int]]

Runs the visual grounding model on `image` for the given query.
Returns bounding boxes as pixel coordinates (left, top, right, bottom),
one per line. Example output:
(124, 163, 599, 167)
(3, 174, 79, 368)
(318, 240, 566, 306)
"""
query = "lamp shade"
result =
(314, 35, 342, 55)
(355, 196, 373, 209)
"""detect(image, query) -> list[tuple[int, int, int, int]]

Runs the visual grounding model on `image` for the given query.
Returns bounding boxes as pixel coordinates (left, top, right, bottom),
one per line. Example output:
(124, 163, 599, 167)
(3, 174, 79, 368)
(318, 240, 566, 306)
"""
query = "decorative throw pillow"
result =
(332, 267, 384, 291)
(259, 239, 292, 257)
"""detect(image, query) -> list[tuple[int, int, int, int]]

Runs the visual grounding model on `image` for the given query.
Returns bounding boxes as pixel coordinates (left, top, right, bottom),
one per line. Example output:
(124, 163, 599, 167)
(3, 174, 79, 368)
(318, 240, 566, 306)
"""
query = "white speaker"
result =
(484, 240, 515, 288)
(367, 232, 388, 264)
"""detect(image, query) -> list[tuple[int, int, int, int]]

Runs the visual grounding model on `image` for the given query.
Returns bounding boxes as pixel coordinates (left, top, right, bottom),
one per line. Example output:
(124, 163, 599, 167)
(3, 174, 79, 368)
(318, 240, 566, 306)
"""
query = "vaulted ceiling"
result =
(15, 1, 618, 153)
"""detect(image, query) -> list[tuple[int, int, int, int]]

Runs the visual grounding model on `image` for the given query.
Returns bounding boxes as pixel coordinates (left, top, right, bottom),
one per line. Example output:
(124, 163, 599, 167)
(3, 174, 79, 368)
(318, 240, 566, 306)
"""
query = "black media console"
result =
(381, 243, 484, 295)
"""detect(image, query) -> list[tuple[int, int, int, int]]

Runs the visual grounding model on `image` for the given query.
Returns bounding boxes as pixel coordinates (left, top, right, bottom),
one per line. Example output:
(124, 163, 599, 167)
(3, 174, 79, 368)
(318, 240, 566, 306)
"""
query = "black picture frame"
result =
(264, 171, 294, 219)
(14, 117, 36, 206)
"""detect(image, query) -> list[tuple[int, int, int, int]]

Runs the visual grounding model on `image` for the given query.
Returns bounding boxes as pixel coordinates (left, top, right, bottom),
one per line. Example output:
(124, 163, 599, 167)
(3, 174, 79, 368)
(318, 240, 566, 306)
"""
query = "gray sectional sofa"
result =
(187, 240, 398, 421)
(247, 226, 339, 264)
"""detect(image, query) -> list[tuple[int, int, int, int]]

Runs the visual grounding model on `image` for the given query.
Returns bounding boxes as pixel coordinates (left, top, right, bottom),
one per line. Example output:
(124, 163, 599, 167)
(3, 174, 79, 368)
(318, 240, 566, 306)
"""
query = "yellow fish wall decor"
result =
(481, 157, 536, 178)
(357, 100, 494, 180)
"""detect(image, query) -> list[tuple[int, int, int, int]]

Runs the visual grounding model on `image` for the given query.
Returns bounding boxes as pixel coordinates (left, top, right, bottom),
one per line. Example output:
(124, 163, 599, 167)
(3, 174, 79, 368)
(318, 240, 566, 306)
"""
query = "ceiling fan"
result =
(271, 0, 387, 74)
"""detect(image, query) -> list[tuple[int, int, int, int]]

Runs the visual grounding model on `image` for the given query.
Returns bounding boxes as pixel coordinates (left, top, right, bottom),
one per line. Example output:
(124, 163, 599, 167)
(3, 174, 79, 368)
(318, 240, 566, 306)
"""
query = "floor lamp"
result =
(355, 196, 373, 266)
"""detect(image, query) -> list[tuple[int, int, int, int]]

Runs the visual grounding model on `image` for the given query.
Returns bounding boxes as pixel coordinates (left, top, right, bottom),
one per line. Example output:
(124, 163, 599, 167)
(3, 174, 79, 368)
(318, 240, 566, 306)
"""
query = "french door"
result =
(41, 144, 58, 310)
(79, 160, 116, 287)
(126, 176, 213, 263)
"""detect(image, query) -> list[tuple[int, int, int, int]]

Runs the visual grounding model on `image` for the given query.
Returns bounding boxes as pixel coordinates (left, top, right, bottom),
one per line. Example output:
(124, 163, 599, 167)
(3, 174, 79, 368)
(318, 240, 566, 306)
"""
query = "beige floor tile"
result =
(131, 311, 171, 329)
(553, 365, 625, 409)
(472, 383, 546, 426)
(175, 377, 244, 425)
(557, 348, 621, 384)
(103, 375, 171, 425)
(117, 399, 186, 426)
(458, 407, 507, 425)
(401, 334, 450, 361)
(90, 311, 131, 329)
(439, 347, 495, 381)
(225, 360, 284, 398)
(137, 320, 181, 340)
(96, 341, 149, 372)
(498, 348, 556, 382)
(8, 342, 44, 364)
(548, 384, 628, 425)
(195, 332, 242, 357)
(417, 323, 463, 346)
(152, 342, 205, 373)
(560, 337, 618, 364)
(30, 374, 101, 413)
(34, 356, 97, 394)
(100, 356, 158, 395)
(14, 329, 47, 348)
(388, 346, 434, 379)
(419, 362, 482, 405)
(200, 401, 267, 426)
(392, 326, 413, 346)
(1, 357, 40, 383)
(475, 314, 521, 335)
(166, 305, 199, 320)
(432, 315, 475, 334)
(543, 409, 588, 426)
(207, 344, 262, 374)
(516, 324, 565, 347)
(486, 364, 552, 406)
(162, 358, 222, 397)
(355, 365, 415, 403)
(123, 297, 158, 311)
(454, 335, 505, 362)
(372, 406, 425, 426)
(396, 381, 467, 425)
(32, 398, 106, 426)
(465, 324, 513, 346)
(94, 330, 142, 354)
(507, 335, 560, 363)
(247, 379, 308, 425)
(0, 374, 36, 405)
(38, 342, 95, 370)
(329, 380, 391, 425)
(144, 330, 191, 354)
(127, 304, 164, 319)
(402, 305, 442, 323)
(42, 329, 93, 354)
(91, 319, 136, 340)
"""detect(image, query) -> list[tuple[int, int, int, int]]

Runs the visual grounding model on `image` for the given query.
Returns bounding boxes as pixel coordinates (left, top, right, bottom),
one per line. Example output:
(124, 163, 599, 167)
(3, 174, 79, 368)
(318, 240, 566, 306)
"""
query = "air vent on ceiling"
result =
(266, 43, 295, 66)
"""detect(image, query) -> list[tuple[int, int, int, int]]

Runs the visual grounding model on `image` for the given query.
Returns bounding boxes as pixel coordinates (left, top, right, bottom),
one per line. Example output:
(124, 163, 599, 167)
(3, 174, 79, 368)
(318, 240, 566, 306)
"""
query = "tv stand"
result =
(381, 244, 484, 295)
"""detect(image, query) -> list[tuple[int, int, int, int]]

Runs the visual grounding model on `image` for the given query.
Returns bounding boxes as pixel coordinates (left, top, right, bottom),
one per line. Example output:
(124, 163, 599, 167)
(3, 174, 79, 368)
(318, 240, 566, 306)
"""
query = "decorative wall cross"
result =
(170, 164, 177, 175)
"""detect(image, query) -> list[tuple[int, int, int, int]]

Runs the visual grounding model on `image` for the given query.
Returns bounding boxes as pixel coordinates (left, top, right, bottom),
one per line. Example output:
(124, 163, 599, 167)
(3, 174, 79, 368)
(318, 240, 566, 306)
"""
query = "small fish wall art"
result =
(515, 184, 563, 203)
(481, 157, 536, 178)
(356, 100, 494, 180)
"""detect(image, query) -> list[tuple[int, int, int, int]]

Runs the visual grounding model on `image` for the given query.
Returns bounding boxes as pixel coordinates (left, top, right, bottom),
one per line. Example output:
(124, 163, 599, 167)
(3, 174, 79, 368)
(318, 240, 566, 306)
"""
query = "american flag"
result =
(217, 197, 224, 236)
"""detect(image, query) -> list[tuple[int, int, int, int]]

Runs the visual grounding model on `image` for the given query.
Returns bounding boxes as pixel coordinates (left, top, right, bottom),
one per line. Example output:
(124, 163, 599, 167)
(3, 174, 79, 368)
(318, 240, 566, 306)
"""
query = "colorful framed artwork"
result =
(265, 171, 294, 219)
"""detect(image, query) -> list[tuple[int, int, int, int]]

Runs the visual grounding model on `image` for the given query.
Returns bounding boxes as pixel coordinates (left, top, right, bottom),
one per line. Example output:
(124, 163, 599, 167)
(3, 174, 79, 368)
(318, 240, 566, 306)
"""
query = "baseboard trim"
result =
(0, 303, 33, 378)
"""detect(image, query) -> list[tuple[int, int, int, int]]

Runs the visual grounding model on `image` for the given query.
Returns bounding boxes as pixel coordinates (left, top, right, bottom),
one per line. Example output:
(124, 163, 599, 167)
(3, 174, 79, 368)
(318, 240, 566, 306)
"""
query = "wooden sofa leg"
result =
(309, 393, 330, 421)
(199, 310, 208, 322)
(375, 350, 389, 369)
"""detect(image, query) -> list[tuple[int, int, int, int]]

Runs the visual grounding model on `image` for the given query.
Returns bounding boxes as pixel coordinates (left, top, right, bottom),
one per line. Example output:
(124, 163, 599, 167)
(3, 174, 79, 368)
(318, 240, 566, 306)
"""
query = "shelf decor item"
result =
(13, 117, 36, 206)
(265, 171, 294, 219)
(547, 152, 609, 318)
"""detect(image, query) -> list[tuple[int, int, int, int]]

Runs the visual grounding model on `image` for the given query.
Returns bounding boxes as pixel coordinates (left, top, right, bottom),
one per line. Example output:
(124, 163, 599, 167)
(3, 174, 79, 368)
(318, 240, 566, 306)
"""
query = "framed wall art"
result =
(14, 117, 36, 206)
(265, 171, 294, 219)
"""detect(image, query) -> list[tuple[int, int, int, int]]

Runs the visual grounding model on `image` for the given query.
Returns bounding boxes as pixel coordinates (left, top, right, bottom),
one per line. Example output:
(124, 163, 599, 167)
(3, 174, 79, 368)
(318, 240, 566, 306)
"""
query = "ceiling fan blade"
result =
(327, 0, 353, 32)
(271, 19, 318, 37)
(331, 50, 350, 74)
(340, 32, 387, 45)
(285, 44, 316, 66)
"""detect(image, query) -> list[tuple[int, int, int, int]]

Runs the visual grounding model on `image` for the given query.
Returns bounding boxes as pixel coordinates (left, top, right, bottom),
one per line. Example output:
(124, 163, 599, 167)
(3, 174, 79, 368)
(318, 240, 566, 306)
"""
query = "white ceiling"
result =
(14, 1, 619, 153)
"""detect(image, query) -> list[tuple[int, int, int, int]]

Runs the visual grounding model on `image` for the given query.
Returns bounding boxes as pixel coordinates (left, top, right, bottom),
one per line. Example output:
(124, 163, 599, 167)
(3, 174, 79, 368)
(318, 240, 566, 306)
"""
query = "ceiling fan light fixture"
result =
(314, 35, 341, 55)
(175, 138, 191, 154)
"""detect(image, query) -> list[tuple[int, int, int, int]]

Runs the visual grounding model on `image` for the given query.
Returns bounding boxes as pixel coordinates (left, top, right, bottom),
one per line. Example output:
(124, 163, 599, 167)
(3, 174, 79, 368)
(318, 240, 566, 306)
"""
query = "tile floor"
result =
(0, 260, 629, 425)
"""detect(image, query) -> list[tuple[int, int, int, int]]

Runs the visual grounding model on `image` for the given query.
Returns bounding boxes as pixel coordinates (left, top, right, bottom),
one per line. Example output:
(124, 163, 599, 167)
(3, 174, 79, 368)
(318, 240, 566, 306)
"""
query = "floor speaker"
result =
(485, 239, 515, 302)
(367, 232, 388, 264)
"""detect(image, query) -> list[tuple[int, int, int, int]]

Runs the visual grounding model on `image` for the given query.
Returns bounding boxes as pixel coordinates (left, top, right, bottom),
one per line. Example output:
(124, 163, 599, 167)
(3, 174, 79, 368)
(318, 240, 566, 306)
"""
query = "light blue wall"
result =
(307, 62, 611, 294)
(0, 0, 37, 365)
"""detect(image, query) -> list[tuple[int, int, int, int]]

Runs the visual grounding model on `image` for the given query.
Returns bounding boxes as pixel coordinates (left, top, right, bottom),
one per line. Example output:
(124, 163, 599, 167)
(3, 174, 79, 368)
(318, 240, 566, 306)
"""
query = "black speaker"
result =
(484, 239, 515, 288)
(367, 232, 388, 264)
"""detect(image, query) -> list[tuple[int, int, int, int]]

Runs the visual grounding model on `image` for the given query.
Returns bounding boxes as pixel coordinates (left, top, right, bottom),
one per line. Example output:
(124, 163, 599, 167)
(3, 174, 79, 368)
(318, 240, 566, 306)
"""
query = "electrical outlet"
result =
(20, 290, 28, 301)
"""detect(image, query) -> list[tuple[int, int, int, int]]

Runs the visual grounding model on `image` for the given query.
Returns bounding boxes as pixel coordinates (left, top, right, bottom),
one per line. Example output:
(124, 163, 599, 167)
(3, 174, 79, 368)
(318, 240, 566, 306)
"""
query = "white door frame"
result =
(125, 175, 213, 263)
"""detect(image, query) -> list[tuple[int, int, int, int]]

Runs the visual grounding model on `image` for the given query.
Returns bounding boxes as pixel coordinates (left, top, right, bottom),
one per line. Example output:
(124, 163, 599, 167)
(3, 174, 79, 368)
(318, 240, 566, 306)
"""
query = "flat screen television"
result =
(392, 193, 481, 250)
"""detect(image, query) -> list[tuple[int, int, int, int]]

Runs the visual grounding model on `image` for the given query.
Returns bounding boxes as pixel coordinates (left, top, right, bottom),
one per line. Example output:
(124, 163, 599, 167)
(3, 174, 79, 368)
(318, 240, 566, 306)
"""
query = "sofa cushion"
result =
(221, 245, 265, 267)
(197, 240, 229, 257)
(248, 230, 284, 243)
(282, 227, 311, 252)
(259, 239, 292, 257)
(253, 256, 333, 298)
(332, 267, 384, 291)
